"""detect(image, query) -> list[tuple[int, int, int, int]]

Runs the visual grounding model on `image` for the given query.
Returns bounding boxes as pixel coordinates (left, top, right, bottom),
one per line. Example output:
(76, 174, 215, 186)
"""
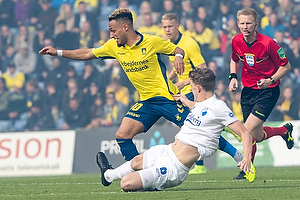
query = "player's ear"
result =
(123, 22, 129, 31)
(197, 85, 202, 93)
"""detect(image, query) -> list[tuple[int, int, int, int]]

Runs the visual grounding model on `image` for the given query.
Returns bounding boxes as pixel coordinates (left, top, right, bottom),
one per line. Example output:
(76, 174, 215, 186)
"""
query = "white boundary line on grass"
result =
(2, 178, 300, 187)
(0, 192, 118, 198)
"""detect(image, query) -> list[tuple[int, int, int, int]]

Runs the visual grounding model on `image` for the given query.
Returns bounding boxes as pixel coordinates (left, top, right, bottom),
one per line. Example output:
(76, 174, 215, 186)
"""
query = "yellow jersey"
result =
(168, 33, 205, 94)
(92, 32, 179, 101)
(260, 16, 269, 30)
(194, 27, 221, 50)
(2, 72, 25, 90)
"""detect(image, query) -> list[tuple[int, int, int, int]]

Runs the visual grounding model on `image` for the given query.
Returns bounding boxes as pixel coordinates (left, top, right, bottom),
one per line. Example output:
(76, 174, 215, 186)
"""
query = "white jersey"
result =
(175, 95, 238, 160)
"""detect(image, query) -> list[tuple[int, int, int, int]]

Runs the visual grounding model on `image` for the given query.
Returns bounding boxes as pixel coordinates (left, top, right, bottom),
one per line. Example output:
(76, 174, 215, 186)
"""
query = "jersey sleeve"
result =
(150, 35, 177, 55)
(214, 101, 238, 127)
(231, 37, 239, 62)
(187, 38, 205, 66)
(269, 40, 289, 66)
(92, 39, 117, 59)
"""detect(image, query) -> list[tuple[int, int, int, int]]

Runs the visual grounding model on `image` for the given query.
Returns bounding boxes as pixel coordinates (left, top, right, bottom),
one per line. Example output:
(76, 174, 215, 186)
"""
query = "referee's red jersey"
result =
(231, 31, 288, 89)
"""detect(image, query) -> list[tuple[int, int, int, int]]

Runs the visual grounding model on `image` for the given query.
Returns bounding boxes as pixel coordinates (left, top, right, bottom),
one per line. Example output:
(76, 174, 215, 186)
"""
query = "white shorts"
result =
(138, 144, 190, 191)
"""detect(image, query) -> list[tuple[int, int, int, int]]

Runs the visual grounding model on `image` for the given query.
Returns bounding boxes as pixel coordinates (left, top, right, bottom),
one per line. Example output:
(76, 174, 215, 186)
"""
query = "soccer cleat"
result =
(244, 162, 256, 183)
(233, 171, 246, 180)
(282, 123, 294, 149)
(96, 152, 113, 186)
(234, 162, 256, 183)
(189, 165, 207, 174)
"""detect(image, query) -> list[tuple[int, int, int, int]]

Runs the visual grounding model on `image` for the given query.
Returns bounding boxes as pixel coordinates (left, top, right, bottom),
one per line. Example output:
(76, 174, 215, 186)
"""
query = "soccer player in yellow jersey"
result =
(39, 8, 190, 162)
(161, 13, 247, 178)
(162, 14, 206, 94)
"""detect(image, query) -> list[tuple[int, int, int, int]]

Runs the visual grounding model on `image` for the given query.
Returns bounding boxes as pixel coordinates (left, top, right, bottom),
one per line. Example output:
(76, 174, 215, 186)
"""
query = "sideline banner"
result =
(73, 126, 180, 173)
(0, 130, 76, 177)
(73, 125, 217, 174)
(217, 120, 300, 168)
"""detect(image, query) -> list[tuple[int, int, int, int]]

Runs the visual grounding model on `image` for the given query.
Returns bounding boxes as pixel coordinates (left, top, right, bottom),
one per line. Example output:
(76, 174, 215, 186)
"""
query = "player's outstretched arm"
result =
(173, 94, 195, 109)
(227, 121, 253, 173)
(39, 46, 96, 60)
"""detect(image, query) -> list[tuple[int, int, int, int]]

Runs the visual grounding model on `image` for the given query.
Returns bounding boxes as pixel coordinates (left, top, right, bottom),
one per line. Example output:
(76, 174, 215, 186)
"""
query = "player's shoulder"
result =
(210, 95, 229, 109)
(142, 33, 164, 42)
(257, 32, 276, 44)
(93, 38, 119, 57)
(196, 95, 225, 109)
(143, 34, 173, 48)
(94, 38, 117, 50)
(181, 33, 198, 44)
(105, 38, 118, 46)
(180, 34, 199, 49)
(232, 33, 244, 42)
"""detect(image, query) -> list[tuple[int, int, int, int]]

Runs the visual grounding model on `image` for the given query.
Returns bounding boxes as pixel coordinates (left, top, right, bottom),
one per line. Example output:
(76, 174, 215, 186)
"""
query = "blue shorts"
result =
(185, 92, 194, 101)
(125, 97, 190, 131)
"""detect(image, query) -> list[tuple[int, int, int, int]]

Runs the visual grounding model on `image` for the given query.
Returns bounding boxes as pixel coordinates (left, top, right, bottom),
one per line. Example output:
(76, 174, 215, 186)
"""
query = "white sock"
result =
(233, 150, 243, 163)
(104, 160, 134, 182)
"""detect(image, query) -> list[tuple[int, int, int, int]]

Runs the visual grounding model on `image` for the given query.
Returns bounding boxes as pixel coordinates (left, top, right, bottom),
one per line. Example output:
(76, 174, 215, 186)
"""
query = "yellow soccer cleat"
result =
(244, 162, 256, 183)
(282, 122, 294, 149)
(189, 165, 207, 174)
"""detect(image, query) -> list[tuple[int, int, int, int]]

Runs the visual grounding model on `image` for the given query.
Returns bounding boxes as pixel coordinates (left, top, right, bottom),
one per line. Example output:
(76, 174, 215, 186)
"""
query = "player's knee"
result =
(252, 132, 263, 142)
(115, 130, 131, 139)
(255, 137, 263, 142)
(120, 175, 133, 191)
(131, 155, 143, 170)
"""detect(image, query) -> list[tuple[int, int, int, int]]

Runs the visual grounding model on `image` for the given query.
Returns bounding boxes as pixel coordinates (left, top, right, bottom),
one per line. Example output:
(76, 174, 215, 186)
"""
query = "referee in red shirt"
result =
(228, 7, 294, 180)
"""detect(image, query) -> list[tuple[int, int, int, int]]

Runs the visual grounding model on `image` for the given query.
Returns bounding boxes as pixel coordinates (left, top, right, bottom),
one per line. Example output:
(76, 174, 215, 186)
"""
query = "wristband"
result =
(57, 50, 63, 57)
(175, 54, 183, 58)
(270, 77, 275, 84)
(228, 73, 237, 81)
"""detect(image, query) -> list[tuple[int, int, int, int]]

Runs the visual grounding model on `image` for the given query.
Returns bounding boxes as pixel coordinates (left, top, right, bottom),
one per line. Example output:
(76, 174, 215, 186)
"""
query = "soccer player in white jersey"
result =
(162, 12, 245, 176)
(96, 68, 255, 191)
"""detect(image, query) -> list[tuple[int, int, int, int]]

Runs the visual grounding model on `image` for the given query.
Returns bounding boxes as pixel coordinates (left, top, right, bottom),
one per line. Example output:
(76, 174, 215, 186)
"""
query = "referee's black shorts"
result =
(241, 85, 280, 122)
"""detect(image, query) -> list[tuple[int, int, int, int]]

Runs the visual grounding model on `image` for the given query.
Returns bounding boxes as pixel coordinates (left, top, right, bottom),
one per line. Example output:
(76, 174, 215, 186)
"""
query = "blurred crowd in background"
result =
(0, 0, 299, 132)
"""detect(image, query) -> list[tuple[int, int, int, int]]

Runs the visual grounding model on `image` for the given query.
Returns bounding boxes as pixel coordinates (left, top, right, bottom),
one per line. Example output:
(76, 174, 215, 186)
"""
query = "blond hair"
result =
(161, 13, 179, 23)
(237, 7, 258, 21)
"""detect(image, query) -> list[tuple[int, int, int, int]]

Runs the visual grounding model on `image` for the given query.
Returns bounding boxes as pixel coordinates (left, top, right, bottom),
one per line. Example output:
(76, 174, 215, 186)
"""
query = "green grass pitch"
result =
(1, 166, 299, 200)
